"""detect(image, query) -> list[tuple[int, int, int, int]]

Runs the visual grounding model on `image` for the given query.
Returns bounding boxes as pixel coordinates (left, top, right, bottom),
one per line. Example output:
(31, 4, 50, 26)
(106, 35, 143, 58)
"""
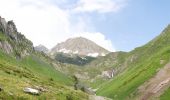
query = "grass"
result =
(0, 31, 7, 41)
(96, 25, 170, 99)
(0, 49, 88, 99)
(160, 87, 170, 100)
(97, 48, 170, 99)
(21, 55, 73, 85)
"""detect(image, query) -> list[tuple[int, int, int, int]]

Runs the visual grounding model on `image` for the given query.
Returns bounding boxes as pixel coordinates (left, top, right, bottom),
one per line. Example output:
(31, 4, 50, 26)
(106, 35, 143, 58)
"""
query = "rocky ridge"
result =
(0, 16, 34, 58)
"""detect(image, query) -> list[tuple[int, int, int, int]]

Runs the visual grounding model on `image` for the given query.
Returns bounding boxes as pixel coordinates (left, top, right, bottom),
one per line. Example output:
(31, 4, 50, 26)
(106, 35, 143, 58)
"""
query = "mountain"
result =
(50, 37, 110, 57)
(0, 16, 88, 99)
(96, 24, 170, 99)
(61, 24, 170, 100)
(2, 15, 170, 100)
(35, 44, 49, 53)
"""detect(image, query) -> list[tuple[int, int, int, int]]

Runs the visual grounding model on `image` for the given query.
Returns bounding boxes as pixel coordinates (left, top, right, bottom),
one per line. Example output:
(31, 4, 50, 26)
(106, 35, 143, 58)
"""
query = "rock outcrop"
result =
(102, 69, 115, 79)
(0, 16, 34, 57)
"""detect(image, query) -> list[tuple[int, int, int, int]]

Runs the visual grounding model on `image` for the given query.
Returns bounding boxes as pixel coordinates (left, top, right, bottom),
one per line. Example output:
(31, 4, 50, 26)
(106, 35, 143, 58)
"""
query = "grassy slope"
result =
(96, 25, 170, 99)
(22, 55, 72, 85)
(160, 87, 170, 100)
(82, 52, 127, 88)
(0, 50, 88, 99)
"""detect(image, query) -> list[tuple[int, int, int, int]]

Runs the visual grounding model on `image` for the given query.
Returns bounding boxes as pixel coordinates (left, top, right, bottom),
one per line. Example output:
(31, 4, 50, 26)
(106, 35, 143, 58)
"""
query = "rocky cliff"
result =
(0, 16, 34, 58)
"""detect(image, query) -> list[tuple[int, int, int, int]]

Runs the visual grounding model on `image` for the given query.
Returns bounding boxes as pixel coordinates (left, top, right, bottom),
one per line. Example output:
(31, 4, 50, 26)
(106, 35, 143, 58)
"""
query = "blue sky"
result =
(68, 0, 170, 51)
(98, 0, 170, 51)
(0, 0, 170, 52)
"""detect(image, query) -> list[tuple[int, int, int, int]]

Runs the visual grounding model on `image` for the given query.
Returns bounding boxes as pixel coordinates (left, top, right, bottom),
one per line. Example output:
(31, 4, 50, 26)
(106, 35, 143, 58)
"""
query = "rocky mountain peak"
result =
(35, 44, 49, 53)
(50, 37, 110, 57)
(0, 16, 34, 57)
(0, 16, 7, 33)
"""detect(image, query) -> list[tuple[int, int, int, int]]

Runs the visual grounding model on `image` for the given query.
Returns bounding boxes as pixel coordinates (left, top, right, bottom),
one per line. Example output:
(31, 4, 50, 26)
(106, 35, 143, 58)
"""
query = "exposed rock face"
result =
(102, 69, 115, 79)
(7, 21, 18, 40)
(35, 44, 49, 53)
(50, 37, 110, 57)
(0, 17, 7, 33)
(0, 16, 34, 57)
(0, 41, 13, 54)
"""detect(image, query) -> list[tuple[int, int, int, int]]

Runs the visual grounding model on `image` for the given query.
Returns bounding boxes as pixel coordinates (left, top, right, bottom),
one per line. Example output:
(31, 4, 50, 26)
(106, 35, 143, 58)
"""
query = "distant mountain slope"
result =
(54, 52, 96, 66)
(35, 44, 49, 53)
(96, 24, 170, 100)
(50, 37, 110, 57)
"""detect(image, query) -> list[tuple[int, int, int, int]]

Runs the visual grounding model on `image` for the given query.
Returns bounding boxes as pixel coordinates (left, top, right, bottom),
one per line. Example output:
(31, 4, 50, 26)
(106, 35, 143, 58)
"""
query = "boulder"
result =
(23, 87, 40, 95)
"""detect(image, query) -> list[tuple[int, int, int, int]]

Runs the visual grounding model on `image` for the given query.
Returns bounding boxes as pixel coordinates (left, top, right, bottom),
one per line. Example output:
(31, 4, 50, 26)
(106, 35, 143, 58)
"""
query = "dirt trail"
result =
(137, 63, 170, 100)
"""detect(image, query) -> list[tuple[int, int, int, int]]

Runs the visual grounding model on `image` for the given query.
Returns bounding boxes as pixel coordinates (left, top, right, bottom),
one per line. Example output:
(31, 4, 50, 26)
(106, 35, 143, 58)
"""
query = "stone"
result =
(23, 87, 40, 95)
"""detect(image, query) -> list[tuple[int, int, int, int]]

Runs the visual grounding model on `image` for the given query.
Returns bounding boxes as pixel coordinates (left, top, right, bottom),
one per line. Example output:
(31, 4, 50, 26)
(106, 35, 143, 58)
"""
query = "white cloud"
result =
(73, 0, 126, 13)
(0, 0, 117, 51)
(0, 0, 72, 49)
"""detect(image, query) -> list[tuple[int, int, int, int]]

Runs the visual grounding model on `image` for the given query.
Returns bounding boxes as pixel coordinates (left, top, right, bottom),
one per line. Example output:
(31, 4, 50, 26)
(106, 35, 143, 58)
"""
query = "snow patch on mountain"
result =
(101, 53, 106, 56)
(88, 53, 99, 57)
(59, 48, 71, 53)
(73, 50, 79, 54)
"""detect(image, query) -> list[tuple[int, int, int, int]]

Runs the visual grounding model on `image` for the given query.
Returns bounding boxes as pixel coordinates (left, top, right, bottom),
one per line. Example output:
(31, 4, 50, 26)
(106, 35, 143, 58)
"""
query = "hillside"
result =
(96, 25, 170, 99)
(0, 16, 88, 99)
(1, 15, 170, 100)
(0, 50, 89, 99)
